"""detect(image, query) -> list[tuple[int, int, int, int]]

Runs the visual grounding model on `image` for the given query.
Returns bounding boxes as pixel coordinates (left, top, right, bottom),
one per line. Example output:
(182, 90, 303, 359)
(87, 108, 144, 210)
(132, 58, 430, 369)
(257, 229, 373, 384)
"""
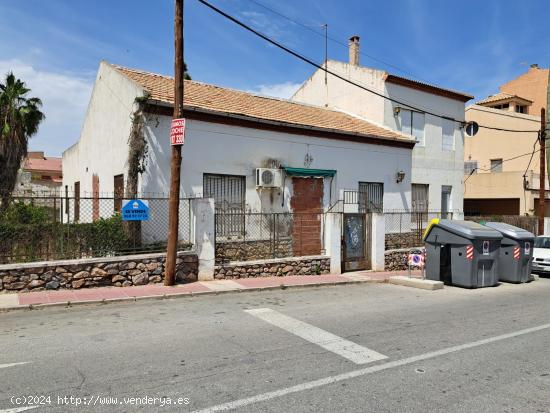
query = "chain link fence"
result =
(384, 211, 453, 250)
(465, 215, 539, 236)
(0, 191, 194, 264)
(215, 212, 325, 264)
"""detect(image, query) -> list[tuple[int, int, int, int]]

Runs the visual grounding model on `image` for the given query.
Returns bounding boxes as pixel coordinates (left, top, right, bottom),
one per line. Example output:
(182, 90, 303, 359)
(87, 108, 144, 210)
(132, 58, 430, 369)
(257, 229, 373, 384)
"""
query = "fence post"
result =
(370, 212, 385, 271)
(325, 212, 342, 274)
(192, 197, 215, 281)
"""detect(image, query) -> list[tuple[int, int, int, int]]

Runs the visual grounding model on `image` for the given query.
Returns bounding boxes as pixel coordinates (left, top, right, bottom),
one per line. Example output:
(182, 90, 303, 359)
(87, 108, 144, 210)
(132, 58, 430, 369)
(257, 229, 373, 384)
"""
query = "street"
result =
(1, 280, 550, 412)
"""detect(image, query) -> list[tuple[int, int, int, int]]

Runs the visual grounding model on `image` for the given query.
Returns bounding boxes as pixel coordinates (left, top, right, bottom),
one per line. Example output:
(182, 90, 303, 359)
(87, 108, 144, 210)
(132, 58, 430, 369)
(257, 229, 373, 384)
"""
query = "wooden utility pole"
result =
(539, 107, 546, 235)
(165, 0, 184, 286)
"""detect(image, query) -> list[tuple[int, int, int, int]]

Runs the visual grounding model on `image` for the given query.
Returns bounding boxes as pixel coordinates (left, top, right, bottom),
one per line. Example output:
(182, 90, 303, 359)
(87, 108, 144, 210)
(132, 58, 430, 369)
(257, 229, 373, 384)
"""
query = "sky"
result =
(0, 0, 549, 156)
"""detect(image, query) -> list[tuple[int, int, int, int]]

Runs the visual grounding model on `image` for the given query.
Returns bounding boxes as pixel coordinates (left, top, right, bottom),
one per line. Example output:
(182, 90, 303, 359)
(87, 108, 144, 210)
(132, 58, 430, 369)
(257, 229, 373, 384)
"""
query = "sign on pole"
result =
(170, 118, 186, 145)
(121, 199, 150, 221)
(465, 121, 479, 137)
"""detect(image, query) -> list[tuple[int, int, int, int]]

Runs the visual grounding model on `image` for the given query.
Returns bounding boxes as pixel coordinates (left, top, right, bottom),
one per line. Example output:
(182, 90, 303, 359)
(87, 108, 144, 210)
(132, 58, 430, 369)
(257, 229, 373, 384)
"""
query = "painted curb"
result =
(0, 278, 386, 313)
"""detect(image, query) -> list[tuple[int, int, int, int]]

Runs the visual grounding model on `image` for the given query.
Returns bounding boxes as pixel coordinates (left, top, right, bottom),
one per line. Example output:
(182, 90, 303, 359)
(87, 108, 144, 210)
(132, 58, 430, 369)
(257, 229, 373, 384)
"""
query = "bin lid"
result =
(483, 222, 535, 240)
(429, 219, 503, 240)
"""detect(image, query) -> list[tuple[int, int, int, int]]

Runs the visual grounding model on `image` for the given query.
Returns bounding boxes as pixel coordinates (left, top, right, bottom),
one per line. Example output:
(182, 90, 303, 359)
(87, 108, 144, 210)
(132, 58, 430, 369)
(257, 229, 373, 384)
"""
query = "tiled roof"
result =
(476, 92, 532, 105)
(111, 64, 413, 144)
(384, 74, 474, 102)
(24, 156, 62, 173)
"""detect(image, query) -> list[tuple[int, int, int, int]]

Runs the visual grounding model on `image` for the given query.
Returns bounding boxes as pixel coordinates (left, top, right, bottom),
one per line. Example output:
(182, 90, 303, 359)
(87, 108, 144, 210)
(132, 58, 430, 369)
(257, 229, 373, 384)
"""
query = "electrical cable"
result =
(523, 133, 540, 179)
(244, 0, 428, 82)
(464, 145, 541, 183)
(197, 0, 541, 134)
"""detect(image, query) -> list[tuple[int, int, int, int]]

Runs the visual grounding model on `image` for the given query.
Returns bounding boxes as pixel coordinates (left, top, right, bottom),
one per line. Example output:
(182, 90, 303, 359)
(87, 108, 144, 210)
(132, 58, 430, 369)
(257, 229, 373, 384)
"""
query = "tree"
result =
(184, 62, 191, 80)
(0, 72, 45, 210)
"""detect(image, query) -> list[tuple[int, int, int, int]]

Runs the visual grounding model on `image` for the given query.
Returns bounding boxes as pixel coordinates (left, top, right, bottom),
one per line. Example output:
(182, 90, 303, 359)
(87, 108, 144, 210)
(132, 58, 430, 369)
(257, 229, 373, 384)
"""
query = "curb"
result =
(0, 278, 387, 313)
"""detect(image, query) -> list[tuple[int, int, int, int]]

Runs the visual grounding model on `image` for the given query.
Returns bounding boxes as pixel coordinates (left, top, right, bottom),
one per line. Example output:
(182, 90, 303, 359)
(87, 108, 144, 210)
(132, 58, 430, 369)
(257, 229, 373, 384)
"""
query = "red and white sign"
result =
(170, 118, 186, 146)
(466, 245, 474, 260)
(513, 246, 520, 261)
(407, 252, 425, 268)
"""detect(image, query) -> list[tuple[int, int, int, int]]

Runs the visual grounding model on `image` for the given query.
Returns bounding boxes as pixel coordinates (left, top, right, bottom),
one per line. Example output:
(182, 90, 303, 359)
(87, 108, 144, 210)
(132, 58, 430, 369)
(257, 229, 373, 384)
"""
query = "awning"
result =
(282, 167, 336, 178)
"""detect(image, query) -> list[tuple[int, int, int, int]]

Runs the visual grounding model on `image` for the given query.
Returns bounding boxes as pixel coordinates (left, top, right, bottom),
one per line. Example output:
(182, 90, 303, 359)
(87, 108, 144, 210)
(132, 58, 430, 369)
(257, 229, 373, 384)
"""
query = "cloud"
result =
(0, 59, 93, 156)
(248, 81, 302, 99)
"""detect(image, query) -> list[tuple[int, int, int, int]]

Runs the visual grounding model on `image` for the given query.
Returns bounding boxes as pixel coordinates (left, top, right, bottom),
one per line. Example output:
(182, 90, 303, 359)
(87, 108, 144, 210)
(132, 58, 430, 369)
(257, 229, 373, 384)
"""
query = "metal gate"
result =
(342, 213, 371, 272)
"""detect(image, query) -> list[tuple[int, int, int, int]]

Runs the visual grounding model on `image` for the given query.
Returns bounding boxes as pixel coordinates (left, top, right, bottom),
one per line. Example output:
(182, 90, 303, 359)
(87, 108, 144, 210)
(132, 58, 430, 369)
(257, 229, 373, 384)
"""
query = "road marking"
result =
(0, 407, 38, 413)
(0, 362, 29, 369)
(244, 308, 387, 365)
(193, 322, 550, 413)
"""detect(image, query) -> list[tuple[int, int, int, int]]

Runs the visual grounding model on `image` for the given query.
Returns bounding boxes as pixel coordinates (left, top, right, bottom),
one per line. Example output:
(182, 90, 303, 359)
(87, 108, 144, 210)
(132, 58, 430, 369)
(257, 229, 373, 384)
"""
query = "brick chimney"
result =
(348, 35, 360, 66)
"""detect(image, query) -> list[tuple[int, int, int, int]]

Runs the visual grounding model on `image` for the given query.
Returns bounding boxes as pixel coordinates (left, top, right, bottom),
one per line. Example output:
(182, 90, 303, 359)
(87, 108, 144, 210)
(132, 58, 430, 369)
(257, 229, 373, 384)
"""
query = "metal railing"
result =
(385, 210, 453, 250)
(465, 215, 539, 236)
(0, 191, 195, 264)
(215, 211, 325, 264)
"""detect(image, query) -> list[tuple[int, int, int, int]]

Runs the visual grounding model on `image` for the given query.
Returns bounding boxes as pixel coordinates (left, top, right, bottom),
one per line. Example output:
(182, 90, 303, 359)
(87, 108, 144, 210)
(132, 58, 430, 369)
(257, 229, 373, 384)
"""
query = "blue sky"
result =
(0, 0, 548, 156)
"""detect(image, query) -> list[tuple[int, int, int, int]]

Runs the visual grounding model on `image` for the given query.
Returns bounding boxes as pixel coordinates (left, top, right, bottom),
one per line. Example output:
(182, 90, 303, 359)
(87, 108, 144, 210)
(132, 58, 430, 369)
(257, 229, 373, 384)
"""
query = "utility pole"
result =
(324, 25, 327, 80)
(165, 0, 184, 286)
(539, 107, 546, 235)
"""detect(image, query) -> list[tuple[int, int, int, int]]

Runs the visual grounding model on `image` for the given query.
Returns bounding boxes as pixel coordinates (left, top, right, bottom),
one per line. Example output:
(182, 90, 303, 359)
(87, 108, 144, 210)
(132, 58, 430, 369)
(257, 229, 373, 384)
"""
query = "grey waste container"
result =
(424, 219, 503, 288)
(482, 222, 534, 283)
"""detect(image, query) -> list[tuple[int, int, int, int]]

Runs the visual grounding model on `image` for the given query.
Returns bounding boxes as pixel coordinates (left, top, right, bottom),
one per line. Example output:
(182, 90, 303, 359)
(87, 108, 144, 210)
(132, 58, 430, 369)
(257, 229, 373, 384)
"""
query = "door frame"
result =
(342, 213, 371, 272)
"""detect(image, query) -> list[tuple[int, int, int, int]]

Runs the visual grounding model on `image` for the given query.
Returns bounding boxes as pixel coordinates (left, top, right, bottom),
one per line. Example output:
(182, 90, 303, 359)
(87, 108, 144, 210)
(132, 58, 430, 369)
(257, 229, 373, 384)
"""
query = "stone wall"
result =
(0, 252, 198, 293)
(215, 239, 292, 264)
(215, 256, 330, 279)
(385, 247, 425, 271)
(385, 231, 423, 250)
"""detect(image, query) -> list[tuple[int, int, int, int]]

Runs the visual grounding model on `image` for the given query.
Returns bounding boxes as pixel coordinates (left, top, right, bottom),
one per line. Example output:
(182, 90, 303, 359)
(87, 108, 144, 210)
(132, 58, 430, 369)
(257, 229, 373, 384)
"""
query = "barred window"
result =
(204, 173, 246, 238)
(358, 182, 383, 212)
(412, 184, 429, 213)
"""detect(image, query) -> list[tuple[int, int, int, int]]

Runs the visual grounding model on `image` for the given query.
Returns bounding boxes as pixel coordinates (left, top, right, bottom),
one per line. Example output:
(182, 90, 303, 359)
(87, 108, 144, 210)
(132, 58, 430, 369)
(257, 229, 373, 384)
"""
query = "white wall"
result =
(62, 62, 147, 222)
(141, 115, 413, 212)
(291, 62, 468, 214)
(292, 60, 387, 126)
(384, 83, 465, 215)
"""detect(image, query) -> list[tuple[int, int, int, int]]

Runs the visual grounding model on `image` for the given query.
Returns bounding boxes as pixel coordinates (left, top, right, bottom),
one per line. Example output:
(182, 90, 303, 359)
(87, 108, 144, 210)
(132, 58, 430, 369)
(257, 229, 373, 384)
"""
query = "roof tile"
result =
(112, 64, 412, 143)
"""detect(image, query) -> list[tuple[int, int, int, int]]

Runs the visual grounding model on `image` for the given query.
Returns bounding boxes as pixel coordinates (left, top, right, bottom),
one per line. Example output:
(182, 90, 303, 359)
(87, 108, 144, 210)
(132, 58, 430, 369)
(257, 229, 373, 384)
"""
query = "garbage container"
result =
(423, 219, 503, 288)
(482, 222, 534, 283)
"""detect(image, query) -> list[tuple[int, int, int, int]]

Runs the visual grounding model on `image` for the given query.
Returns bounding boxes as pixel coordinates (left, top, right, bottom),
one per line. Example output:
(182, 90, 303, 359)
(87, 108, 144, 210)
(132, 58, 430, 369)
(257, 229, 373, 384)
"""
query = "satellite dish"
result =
(465, 121, 479, 137)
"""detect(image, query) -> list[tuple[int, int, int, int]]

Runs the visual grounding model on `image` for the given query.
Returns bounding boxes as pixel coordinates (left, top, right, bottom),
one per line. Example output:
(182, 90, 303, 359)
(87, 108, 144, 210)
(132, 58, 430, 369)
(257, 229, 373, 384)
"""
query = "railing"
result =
(215, 212, 325, 264)
(384, 211, 453, 250)
(465, 215, 539, 236)
(0, 191, 195, 264)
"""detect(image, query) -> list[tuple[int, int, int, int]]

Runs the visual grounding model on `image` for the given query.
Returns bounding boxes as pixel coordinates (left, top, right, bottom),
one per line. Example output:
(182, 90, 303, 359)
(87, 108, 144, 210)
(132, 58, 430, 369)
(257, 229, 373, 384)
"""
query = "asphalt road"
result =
(1, 279, 550, 413)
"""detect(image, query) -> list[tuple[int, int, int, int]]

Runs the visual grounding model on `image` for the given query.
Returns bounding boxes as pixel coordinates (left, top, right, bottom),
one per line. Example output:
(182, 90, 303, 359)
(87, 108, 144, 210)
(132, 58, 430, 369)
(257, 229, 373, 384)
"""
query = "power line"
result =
(244, 0, 428, 82)
(464, 145, 542, 183)
(198, 0, 540, 134)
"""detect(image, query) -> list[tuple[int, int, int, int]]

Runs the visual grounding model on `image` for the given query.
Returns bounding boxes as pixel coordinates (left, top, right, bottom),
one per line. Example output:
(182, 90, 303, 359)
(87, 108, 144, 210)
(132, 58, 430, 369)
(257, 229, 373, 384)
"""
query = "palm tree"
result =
(0, 72, 45, 210)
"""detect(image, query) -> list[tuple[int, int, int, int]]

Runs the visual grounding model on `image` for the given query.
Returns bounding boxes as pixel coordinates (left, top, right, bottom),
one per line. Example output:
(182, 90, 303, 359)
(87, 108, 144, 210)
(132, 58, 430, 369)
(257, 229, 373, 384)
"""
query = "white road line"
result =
(245, 308, 387, 365)
(0, 407, 38, 413)
(0, 362, 29, 369)
(193, 322, 550, 413)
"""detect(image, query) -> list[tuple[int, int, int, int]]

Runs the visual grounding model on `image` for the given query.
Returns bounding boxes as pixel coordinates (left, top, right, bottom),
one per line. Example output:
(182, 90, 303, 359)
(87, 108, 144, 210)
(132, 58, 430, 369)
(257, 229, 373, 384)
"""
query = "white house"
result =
(292, 36, 473, 217)
(63, 61, 415, 213)
(62, 61, 415, 272)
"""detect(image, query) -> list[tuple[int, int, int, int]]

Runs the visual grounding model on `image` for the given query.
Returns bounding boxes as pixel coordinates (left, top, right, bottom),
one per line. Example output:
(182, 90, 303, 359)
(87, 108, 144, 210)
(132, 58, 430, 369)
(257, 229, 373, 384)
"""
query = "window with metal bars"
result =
(412, 184, 429, 213)
(358, 182, 383, 212)
(204, 173, 246, 237)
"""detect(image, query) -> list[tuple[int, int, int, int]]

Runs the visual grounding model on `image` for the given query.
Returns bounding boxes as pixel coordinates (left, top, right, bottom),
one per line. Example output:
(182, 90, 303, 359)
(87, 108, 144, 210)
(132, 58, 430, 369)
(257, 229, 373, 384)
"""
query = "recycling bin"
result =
(423, 219, 503, 288)
(482, 222, 534, 283)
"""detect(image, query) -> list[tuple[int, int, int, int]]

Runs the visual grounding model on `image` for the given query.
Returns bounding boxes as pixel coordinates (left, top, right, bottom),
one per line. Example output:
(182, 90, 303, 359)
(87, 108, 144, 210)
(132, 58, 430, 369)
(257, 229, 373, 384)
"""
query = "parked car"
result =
(532, 236, 550, 275)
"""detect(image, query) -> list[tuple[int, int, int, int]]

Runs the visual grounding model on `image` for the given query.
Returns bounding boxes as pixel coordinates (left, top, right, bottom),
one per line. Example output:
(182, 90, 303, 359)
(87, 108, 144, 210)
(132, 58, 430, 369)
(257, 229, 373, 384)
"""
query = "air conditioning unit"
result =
(256, 168, 283, 188)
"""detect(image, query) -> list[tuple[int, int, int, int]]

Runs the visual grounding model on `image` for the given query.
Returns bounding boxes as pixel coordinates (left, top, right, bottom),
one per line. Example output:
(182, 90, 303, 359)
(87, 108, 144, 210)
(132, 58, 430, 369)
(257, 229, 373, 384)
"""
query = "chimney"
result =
(530, 63, 539, 69)
(348, 35, 360, 66)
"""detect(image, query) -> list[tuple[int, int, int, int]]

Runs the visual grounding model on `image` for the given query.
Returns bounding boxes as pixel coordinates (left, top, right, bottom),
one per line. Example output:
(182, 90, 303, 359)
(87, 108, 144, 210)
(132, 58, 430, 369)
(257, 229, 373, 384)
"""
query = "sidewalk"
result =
(0, 270, 422, 312)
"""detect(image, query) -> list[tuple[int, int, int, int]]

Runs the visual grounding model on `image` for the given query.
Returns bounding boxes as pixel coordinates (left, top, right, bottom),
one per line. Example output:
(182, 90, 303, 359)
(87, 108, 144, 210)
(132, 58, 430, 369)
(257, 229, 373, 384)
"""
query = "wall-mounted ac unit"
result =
(255, 168, 283, 188)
